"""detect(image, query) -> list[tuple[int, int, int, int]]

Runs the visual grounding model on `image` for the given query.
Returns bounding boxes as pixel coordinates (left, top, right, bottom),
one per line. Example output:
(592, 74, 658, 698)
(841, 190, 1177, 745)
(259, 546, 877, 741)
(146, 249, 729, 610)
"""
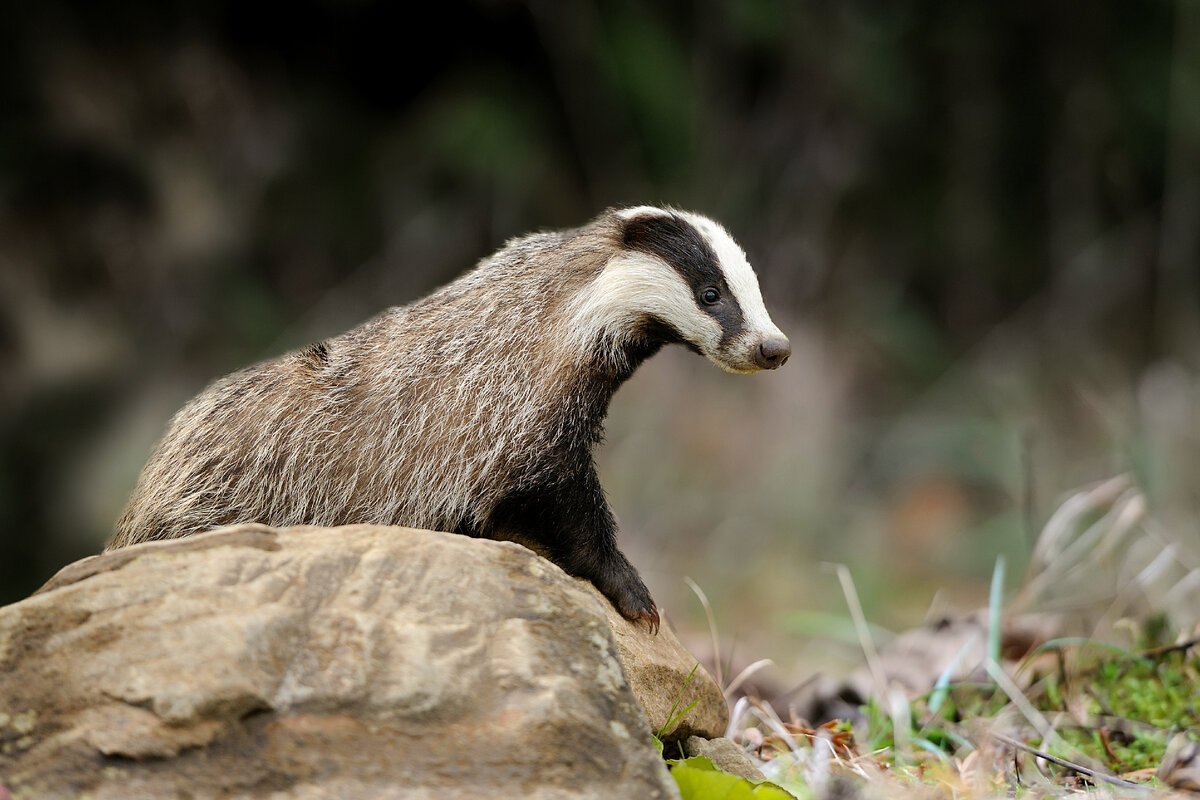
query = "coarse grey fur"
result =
(110, 207, 790, 629)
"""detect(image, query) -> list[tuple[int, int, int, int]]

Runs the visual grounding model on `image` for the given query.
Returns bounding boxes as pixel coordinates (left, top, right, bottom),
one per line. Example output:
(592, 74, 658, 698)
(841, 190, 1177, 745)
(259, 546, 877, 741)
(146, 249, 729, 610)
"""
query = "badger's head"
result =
(570, 206, 790, 375)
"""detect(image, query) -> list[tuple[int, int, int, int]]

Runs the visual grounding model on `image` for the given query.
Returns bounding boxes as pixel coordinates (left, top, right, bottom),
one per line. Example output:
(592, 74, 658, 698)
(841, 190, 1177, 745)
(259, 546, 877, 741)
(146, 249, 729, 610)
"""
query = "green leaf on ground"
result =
(668, 756, 800, 799)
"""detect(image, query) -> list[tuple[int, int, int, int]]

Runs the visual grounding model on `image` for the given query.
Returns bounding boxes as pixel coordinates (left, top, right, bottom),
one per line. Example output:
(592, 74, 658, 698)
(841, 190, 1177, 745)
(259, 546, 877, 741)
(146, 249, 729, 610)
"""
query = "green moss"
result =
(860, 635, 1200, 788)
(1038, 646, 1200, 773)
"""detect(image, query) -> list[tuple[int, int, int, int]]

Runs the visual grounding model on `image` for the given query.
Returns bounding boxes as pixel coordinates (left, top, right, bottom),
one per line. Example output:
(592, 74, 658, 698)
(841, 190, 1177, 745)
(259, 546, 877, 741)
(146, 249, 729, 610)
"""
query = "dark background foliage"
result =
(2, 0, 1197, 672)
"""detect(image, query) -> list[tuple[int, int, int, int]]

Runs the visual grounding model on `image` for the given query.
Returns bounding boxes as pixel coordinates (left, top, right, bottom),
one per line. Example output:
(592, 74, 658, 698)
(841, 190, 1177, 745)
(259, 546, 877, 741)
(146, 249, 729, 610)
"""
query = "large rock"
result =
(0, 524, 709, 800)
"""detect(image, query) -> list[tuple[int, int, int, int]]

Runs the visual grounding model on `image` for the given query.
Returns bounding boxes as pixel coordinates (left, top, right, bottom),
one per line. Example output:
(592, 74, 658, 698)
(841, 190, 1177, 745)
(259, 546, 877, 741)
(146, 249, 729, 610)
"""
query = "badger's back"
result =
(111, 223, 618, 549)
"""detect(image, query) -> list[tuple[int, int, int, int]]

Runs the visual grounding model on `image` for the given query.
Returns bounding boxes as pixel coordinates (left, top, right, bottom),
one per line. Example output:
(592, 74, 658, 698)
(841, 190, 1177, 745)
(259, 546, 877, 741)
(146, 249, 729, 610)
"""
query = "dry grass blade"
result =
(984, 659, 1064, 757)
(723, 658, 774, 702)
(824, 562, 887, 702)
(683, 576, 723, 689)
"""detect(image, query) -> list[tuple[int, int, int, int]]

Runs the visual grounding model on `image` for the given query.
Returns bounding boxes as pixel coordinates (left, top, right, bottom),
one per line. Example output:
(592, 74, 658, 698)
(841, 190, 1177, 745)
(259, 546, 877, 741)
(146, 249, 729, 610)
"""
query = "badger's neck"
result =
(559, 320, 677, 448)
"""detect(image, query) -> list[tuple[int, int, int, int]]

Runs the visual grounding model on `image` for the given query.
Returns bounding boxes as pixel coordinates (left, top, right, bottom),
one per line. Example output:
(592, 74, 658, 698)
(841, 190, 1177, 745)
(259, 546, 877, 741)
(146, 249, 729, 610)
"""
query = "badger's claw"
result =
(640, 603, 660, 635)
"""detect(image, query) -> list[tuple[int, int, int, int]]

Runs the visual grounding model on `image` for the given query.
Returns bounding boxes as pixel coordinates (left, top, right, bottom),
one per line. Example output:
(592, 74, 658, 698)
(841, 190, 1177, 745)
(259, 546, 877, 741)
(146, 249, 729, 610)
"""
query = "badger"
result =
(110, 206, 790, 630)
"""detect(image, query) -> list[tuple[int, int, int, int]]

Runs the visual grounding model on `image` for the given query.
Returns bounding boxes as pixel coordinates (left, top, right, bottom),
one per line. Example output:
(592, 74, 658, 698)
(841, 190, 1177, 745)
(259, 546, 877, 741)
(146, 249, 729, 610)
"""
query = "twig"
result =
(1055, 646, 1069, 711)
(986, 729, 1148, 791)
(1098, 728, 1119, 766)
(1140, 635, 1200, 660)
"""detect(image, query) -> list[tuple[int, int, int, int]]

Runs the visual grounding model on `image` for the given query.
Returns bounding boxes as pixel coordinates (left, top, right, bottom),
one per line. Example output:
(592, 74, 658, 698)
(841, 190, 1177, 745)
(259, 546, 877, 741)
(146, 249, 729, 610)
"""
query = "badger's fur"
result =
(110, 206, 790, 629)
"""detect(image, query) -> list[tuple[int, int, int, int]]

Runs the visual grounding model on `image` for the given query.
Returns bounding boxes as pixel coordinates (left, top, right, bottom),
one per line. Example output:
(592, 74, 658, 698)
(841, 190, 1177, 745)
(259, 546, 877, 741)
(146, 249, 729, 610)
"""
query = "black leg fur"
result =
(488, 468, 659, 633)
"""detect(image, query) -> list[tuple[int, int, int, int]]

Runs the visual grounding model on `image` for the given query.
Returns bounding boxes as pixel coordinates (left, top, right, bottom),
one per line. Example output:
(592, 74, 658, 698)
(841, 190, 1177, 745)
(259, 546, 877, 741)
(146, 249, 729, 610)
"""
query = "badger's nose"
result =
(755, 337, 791, 369)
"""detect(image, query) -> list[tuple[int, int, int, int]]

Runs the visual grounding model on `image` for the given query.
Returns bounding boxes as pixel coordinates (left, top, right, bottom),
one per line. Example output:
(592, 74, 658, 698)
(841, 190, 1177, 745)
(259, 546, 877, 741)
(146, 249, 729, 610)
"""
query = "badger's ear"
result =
(610, 206, 672, 246)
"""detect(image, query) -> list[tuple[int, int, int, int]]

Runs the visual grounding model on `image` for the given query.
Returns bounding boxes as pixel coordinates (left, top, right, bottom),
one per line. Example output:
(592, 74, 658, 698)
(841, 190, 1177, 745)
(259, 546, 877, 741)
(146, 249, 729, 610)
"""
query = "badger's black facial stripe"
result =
(621, 213, 745, 343)
(622, 213, 717, 283)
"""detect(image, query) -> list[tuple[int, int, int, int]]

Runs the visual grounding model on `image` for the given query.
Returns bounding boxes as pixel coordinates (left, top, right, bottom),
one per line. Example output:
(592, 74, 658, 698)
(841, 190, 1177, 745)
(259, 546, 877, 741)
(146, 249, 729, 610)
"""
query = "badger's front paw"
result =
(595, 560, 660, 635)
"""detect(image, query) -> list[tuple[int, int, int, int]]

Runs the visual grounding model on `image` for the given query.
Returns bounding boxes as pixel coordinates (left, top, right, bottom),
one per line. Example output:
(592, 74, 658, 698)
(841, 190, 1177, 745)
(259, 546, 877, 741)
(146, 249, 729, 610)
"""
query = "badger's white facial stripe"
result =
(566, 251, 721, 352)
(678, 212, 785, 343)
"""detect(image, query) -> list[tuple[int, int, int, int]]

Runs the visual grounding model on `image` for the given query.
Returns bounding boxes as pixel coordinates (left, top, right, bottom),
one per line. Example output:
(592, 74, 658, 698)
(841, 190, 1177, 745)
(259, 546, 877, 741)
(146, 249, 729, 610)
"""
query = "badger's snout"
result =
(754, 336, 791, 370)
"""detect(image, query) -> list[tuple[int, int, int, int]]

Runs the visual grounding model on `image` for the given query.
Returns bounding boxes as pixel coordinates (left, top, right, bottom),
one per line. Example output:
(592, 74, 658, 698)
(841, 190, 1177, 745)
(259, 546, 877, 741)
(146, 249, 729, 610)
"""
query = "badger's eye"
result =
(699, 287, 721, 306)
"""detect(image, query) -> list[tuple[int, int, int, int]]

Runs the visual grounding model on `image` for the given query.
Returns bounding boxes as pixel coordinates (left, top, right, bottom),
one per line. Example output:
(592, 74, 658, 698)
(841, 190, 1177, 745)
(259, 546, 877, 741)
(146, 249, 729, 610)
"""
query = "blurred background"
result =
(2, 0, 1198, 681)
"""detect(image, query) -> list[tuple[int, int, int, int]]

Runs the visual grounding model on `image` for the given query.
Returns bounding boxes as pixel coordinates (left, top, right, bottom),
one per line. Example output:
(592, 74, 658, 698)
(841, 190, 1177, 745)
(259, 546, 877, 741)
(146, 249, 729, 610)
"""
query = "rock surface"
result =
(681, 736, 765, 783)
(588, 583, 728, 742)
(0, 524, 711, 800)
